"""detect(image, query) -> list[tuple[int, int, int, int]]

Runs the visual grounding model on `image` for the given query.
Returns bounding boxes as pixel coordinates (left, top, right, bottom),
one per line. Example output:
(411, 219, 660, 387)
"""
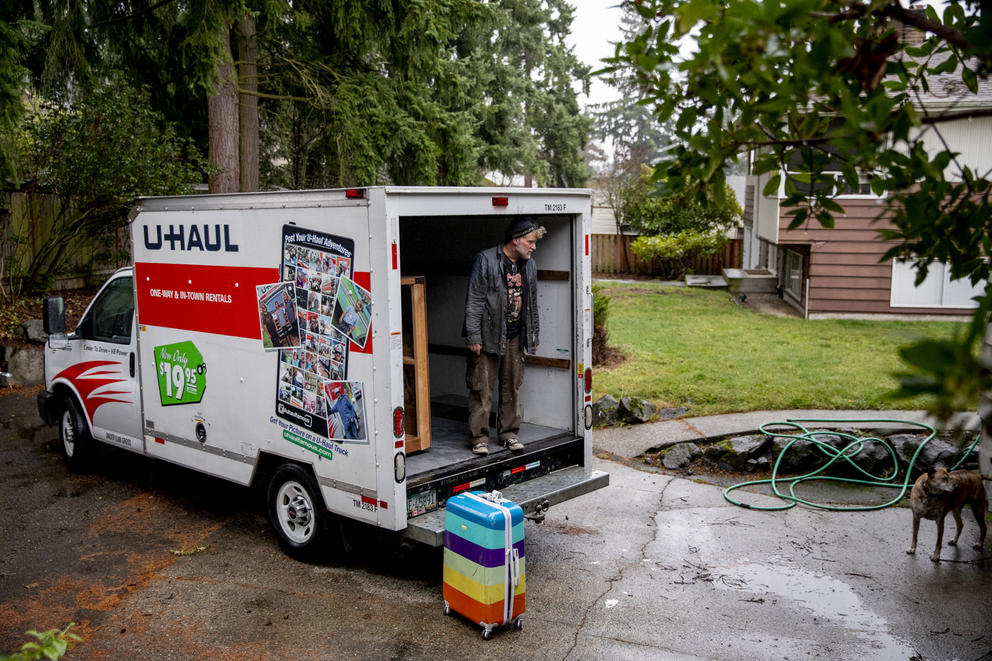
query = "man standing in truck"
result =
(463, 218, 545, 456)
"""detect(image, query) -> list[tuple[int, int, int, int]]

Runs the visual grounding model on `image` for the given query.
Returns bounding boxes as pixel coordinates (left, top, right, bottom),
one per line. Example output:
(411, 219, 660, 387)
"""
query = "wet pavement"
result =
(2, 391, 991, 660)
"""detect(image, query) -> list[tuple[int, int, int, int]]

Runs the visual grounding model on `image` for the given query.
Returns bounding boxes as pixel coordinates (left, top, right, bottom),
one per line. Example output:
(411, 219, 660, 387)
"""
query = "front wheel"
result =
(266, 463, 333, 562)
(59, 397, 95, 471)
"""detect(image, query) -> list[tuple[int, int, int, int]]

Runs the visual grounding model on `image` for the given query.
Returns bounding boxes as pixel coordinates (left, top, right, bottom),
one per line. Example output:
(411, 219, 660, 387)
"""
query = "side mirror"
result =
(43, 296, 66, 335)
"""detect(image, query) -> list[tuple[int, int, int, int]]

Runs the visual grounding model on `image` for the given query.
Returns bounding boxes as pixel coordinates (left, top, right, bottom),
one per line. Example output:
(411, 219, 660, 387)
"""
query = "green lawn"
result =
(593, 281, 969, 417)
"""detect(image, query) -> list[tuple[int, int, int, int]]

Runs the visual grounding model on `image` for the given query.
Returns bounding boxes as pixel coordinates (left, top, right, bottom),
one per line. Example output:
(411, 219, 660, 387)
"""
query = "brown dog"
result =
(907, 468, 988, 562)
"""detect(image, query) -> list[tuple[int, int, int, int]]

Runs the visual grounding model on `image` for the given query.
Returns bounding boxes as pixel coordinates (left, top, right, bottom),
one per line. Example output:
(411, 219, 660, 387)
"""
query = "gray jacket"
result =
(463, 244, 539, 355)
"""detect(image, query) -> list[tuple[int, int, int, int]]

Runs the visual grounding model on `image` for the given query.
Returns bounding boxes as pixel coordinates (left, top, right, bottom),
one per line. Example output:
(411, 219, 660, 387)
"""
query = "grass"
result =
(593, 281, 970, 417)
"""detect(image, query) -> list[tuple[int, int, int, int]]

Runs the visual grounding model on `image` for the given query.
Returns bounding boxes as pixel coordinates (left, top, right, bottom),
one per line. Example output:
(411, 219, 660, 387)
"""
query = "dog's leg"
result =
(948, 507, 964, 546)
(931, 515, 945, 562)
(972, 500, 988, 551)
(907, 512, 920, 555)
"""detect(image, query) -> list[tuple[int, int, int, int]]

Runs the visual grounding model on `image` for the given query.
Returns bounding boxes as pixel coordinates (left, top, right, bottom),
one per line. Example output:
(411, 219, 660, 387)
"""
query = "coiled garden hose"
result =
(723, 418, 982, 512)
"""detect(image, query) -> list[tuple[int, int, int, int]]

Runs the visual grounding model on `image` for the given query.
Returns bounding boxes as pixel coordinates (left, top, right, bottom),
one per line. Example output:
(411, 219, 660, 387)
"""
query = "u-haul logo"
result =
(143, 224, 239, 252)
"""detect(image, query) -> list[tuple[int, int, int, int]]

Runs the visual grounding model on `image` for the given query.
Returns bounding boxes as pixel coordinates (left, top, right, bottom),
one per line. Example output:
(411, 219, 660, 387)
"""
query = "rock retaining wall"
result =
(648, 431, 981, 477)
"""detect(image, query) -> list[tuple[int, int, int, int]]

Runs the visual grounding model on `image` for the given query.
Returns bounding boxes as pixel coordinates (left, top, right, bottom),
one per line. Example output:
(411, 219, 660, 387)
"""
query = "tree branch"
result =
(88, 0, 177, 30)
(810, 1, 969, 50)
(878, 1, 970, 51)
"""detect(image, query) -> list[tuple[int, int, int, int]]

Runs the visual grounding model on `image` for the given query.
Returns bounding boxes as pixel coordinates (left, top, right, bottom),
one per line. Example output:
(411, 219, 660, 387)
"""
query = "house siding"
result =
(778, 198, 973, 316)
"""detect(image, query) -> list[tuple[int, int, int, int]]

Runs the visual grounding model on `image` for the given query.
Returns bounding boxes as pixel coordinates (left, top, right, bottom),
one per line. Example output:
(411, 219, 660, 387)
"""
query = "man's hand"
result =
(468, 343, 482, 356)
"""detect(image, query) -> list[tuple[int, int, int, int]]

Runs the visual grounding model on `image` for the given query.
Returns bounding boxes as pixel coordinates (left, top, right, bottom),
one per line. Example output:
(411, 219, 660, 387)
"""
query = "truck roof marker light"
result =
(345, 188, 365, 199)
(492, 196, 509, 207)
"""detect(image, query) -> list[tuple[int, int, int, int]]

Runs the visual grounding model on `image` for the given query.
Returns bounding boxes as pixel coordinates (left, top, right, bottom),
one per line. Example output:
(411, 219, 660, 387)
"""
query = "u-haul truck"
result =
(37, 187, 608, 560)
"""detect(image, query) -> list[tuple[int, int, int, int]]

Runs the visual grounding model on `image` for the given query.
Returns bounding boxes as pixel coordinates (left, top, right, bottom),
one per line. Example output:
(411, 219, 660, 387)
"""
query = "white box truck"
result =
(37, 187, 608, 560)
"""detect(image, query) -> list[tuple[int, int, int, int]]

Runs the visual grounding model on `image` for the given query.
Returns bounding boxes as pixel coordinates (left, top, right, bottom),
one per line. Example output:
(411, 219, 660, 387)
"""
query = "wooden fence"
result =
(592, 234, 743, 277)
(1, 192, 125, 291)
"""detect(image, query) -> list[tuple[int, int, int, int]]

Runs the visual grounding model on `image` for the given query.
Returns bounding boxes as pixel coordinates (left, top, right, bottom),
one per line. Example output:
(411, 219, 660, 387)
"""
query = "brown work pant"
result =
(466, 336, 525, 446)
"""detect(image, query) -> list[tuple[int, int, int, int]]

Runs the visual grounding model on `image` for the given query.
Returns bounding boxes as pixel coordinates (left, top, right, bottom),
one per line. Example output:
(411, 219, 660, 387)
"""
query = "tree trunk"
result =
(238, 14, 259, 192)
(208, 28, 239, 194)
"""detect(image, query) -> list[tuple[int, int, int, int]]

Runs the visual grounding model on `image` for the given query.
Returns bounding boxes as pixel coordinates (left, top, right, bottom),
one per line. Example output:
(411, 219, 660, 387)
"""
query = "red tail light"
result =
(584, 367, 592, 393)
(345, 188, 365, 199)
(492, 196, 509, 207)
(393, 407, 404, 437)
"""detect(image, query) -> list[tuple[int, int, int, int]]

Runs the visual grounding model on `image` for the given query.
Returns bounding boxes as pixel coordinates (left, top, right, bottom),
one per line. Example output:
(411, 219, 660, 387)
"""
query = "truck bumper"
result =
(402, 465, 609, 546)
(37, 390, 58, 426)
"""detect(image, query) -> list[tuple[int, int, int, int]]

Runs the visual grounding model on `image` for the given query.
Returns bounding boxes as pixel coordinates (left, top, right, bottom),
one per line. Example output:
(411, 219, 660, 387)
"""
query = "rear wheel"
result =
(59, 397, 95, 471)
(266, 463, 332, 562)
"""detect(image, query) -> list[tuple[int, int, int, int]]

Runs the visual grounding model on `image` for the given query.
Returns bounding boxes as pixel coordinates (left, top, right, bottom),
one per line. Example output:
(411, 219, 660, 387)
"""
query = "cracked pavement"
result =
(2, 392, 992, 660)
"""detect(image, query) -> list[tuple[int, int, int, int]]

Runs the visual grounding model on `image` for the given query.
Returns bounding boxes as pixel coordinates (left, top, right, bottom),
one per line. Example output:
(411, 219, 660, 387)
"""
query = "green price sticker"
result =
(154, 341, 206, 405)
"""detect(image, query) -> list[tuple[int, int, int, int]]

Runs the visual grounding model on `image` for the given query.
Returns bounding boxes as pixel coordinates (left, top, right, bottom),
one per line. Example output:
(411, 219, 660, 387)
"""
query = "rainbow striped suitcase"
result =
(442, 491, 525, 639)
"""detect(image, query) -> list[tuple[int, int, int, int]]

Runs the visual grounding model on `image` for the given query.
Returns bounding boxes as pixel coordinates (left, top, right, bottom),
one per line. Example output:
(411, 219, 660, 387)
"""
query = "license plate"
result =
(407, 489, 437, 518)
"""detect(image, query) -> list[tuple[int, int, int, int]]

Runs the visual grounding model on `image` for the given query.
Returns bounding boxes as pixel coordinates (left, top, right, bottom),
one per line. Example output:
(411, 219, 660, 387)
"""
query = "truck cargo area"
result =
(396, 211, 604, 542)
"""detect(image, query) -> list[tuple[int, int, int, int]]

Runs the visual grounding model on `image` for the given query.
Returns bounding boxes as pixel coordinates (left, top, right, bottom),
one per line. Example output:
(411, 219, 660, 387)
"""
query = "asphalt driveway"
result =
(2, 391, 991, 660)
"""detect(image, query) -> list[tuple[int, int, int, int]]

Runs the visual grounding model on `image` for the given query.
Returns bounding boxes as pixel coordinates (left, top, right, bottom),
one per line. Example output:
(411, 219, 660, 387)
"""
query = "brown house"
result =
(742, 58, 992, 319)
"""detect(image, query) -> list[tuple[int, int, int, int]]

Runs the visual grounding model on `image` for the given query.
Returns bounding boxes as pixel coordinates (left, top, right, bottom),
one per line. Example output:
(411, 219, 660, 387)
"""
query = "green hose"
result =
(723, 418, 982, 512)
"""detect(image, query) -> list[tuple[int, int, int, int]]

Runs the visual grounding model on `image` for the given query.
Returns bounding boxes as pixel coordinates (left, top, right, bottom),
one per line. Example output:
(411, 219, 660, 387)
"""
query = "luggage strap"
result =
(463, 491, 520, 624)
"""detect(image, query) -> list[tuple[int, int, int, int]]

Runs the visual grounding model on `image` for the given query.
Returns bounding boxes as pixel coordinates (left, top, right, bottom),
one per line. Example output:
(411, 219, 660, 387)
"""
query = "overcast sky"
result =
(566, 0, 625, 109)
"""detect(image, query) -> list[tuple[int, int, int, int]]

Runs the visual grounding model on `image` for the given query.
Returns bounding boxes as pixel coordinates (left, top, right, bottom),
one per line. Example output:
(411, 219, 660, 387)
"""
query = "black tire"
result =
(266, 463, 333, 562)
(59, 397, 96, 471)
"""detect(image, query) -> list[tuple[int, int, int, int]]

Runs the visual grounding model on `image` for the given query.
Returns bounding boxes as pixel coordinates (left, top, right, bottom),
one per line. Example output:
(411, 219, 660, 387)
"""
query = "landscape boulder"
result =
(703, 435, 769, 472)
(618, 396, 656, 424)
(657, 406, 689, 421)
(769, 437, 823, 473)
(21, 319, 47, 344)
(887, 433, 924, 467)
(848, 439, 897, 476)
(660, 442, 700, 470)
(0, 345, 44, 386)
(593, 394, 619, 426)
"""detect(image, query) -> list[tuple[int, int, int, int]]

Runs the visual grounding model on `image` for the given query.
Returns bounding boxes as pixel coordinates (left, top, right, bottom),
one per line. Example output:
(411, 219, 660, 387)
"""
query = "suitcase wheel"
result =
(482, 629, 493, 641)
(443, 603, 451, 616)
(514, 618, 523, 631)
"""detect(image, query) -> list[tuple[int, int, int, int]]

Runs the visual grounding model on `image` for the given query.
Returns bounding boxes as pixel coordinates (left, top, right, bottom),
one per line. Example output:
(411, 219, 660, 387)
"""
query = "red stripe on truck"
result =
(135, 262, 279, 339)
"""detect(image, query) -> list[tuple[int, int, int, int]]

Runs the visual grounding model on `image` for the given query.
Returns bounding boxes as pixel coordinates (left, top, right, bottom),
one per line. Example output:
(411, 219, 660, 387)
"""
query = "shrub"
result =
(630, 230, 729, 279)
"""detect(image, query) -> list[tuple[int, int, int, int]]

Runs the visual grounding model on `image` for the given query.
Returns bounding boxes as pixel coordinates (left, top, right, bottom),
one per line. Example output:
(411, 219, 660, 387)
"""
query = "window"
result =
(890, 260, 982, 309)
(784, 249, 804, 300)
(77, 276, 135, 343)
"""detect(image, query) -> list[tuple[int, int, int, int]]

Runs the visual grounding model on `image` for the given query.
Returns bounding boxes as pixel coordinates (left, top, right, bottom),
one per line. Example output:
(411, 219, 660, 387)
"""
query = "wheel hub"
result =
(287, 495, 311, 526)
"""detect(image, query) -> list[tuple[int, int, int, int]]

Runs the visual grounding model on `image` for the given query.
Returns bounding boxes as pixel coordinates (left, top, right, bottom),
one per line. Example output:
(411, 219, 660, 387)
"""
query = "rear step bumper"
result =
(402, 466, 609, 546)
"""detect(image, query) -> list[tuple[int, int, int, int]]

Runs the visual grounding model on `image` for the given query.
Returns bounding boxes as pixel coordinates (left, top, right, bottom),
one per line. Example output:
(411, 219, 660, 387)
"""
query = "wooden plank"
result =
(781, 228, 890, 242)
(813, 242, 900, 254)
(811, 275, 892, 289)
(809, 264, 890, 278)
(810, 286, 891, 301)
(402, 277, 432, 453)
(809, 252, 890, 266)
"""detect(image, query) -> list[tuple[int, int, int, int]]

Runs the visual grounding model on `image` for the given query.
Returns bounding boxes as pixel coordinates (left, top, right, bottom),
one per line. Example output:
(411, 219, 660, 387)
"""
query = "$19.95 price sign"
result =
(154, 341, 206, 405)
